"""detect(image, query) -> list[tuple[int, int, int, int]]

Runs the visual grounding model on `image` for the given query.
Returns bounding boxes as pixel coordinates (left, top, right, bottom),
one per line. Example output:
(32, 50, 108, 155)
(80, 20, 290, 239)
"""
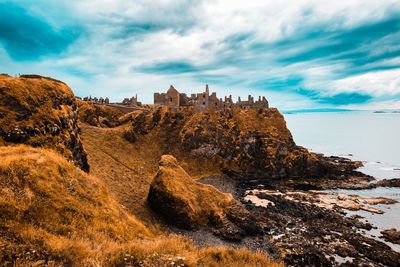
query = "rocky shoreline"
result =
(119, 105, 400, 266)
(2, 75, 399, 266)
(195, 173, 400, 266)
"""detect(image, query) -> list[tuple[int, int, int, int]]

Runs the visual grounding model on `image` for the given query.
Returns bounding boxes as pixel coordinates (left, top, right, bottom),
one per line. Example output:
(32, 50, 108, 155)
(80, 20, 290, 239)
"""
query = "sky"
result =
(0, 0, 400, 110)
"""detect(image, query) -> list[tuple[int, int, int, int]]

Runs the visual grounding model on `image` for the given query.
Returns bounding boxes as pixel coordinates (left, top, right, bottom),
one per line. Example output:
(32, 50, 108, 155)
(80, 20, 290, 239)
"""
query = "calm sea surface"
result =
(285, 111, 400, 178)
(285, 111, 400, 251)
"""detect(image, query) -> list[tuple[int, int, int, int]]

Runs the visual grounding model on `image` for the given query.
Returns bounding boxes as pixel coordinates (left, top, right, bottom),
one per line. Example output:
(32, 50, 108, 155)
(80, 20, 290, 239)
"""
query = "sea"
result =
(285, 111, 400, 251)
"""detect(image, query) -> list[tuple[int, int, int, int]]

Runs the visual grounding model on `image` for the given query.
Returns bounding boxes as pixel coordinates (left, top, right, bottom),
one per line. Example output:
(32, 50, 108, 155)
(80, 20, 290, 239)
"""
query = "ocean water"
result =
(285, 111, 400, 179)
(285, 111, 400, 251)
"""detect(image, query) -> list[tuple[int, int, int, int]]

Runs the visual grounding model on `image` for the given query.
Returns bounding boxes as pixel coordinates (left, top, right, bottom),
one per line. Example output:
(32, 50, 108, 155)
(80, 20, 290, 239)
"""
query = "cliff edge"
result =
(124, 106, 367, 188)
(0, 74, 89, 171)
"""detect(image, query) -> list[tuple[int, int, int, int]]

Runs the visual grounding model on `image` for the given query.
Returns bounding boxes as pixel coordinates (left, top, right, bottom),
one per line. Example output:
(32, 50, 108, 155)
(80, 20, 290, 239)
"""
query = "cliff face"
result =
(0, 76, 280, 267)
(0, 74, 89, 171)
(125, 107, 358, 183)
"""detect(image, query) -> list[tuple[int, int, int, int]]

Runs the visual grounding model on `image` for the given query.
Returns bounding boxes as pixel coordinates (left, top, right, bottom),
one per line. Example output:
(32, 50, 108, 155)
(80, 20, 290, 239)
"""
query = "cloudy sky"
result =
(1, 0, 400, 110)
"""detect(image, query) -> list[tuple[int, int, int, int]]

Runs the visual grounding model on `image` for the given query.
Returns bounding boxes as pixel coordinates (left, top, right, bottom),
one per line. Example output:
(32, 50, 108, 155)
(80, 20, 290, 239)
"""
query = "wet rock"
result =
(381, 228, 400, 244)
(243, 190, 400, 266)
(243, 189, 397, 214)
(376, 178, 400, 188)
(284, 252, 332, 267)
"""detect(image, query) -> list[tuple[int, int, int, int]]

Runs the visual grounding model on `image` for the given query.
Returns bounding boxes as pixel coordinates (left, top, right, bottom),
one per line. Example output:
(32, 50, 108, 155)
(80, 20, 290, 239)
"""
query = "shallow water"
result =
(285, 111, 400, 249)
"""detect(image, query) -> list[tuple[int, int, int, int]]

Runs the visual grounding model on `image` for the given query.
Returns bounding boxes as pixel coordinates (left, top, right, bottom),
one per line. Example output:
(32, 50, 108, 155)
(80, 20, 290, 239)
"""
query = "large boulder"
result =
(0, 74, 89, 171)
(147, 155, 262, 240)
(147, 155, 234, 228)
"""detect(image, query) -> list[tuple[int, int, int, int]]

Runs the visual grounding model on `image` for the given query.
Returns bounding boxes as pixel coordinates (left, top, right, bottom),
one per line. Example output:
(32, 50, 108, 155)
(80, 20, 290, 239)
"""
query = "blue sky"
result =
(0, 0, 400, 110)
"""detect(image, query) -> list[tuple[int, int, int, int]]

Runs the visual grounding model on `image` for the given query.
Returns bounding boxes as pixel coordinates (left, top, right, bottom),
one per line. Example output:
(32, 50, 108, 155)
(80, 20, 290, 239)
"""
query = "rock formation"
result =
(148, 155, 261, 240)
(77, 99, 125, 128)
(0, 75, 279, 267)
(381, 228, 400, 244)
(125, 107, 368, 187)
(0, 74, 89, 171)
(148, 155, 234, 228)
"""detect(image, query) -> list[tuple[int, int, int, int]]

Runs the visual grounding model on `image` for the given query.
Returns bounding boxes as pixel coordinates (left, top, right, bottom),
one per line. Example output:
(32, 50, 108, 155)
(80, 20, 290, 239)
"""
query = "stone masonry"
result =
(154, 84, 269, 111)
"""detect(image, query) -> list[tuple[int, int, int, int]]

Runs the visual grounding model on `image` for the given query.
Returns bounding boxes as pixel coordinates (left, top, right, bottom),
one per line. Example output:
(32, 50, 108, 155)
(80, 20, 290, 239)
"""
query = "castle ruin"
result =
(83, 96, 110, 104)
(122, 94, 142, 107)
(154, 84, 268, 111)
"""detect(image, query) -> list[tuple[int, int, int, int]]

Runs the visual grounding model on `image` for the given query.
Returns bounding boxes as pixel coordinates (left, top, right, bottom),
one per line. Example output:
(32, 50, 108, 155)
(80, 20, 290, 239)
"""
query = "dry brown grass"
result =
(0, 145, 150, 265)
(0, 75, 74, 133)
(0, 145, 282, 266)
(77, 100, 126, 127)
(231, 108, 293, 143)
(80, 122, 222, 226)
(0, 75, 89, 171)
(148, 155, 233, 227)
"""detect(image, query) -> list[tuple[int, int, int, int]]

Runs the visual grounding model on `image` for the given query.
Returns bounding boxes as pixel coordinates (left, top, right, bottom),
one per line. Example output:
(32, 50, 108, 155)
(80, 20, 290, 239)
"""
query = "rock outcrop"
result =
(77, 100, 126, 128)
(126, 107, 367, 187)
(148, 155, 261, 240)
(0, 75, 279, 267)
(147, 155, 234, 228)
(0, 74, 89, 171)
(381, 228, 400, 244)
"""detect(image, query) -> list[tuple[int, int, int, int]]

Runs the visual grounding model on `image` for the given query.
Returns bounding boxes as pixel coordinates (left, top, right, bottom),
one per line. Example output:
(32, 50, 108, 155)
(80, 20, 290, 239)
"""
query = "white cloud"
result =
(1, 0, 400, 109)
(328, 69, 400, 96)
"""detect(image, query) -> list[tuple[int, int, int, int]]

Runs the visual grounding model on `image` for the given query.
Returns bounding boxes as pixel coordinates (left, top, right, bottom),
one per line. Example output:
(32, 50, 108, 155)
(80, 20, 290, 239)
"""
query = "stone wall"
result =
(154, 84, 269, 111)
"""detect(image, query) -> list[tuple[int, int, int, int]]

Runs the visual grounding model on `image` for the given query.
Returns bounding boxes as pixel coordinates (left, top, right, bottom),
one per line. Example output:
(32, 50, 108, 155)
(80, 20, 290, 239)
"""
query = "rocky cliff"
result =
(124, 106, 366, 187)
(148, 155, 261, 240)
(0, 76, 280, 266)
(77, 99, 125, 128)
(0, 74, 89, 171)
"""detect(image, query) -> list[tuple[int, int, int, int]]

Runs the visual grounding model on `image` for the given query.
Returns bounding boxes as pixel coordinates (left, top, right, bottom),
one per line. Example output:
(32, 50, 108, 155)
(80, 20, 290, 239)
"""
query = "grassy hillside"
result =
(0, 76, 282, 266)
(0, 145, 280, 266)
(0, 74, 89, 171)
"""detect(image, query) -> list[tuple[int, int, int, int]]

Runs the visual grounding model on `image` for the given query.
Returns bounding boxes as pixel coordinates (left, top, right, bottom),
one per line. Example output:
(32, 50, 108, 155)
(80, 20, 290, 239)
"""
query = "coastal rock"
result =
(147, 155, 234, 228)
(230, 184, 400, 266)
(147, 155, 261, 240)
(347, 178, 400, 190)
(376, 178, 400, 188)
(381, 228, 400, 244)
(125, 107, 367, 187)
(0, 74, 89, 171)
(244, 189, 397, 214)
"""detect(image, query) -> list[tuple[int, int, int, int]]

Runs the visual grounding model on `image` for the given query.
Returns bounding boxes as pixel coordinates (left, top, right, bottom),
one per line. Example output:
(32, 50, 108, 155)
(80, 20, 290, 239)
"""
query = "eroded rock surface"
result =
(381, 228, 400, 245)
(148, 155, 233, 228)
(125, 107, 370, 188)
(193, 175, 400, 266)
(244, 189, 397, 214)
(147, 155, 262, 240)
(77, 100, 128, 128)
(0, 74, 89, 171)
(242, 189, 400, 266)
